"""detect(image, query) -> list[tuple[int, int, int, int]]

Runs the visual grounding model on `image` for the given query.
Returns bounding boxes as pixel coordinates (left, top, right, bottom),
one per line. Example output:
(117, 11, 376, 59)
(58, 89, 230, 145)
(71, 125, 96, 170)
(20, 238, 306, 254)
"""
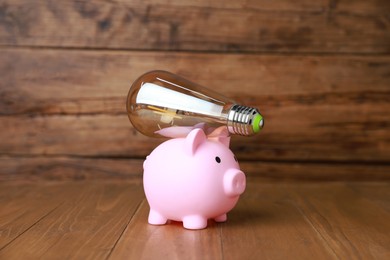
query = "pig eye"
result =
(215, 156, 221, 163)
(234, 156, 238, 162)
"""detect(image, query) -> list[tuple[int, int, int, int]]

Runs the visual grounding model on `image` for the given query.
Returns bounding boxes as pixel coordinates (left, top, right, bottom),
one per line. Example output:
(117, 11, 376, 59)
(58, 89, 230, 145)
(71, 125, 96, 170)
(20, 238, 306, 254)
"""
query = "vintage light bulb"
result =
(126, 70, 264, 138)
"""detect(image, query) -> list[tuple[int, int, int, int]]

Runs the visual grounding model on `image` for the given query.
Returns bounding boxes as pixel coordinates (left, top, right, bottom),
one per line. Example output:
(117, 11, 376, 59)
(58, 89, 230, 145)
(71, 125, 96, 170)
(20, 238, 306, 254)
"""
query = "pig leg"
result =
(183, 215, 208, 230)
(214, 214, 227, 222)
(148, 209, 167, 225)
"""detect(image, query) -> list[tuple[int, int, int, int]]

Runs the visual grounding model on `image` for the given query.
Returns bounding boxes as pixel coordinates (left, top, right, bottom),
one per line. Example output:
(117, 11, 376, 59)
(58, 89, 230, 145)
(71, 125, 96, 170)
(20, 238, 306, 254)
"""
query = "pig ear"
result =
(184, 128, 207, 155)
(208, 127, 231, 147)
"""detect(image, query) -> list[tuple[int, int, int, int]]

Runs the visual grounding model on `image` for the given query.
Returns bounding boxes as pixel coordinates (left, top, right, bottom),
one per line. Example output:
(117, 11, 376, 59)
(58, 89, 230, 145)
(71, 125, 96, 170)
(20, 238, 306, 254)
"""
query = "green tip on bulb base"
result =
(227, 105, 264, 136)
(252, 114, 264, 133)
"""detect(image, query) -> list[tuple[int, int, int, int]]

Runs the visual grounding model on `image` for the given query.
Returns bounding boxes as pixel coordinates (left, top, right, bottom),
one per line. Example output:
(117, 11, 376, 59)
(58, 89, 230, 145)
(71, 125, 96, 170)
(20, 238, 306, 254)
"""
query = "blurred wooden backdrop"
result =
(0, 0, 389, 181)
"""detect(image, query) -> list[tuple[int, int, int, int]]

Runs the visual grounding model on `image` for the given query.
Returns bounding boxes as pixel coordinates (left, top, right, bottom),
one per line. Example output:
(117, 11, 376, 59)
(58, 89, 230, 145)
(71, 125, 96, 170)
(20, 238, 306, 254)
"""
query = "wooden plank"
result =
(0, 182, 144, 259)
(109, 200, 223, 259)
(0, 49, 389, 163)
(331, 0, 390, 15)
(140, 0, 390, 14)
(0, 0, 388, 53)
(242, 161, 390, 181)
(1, 113, 389, 162)
(221, 181, 390, 259)
(0, 114, 158, 158)
(220, 182, 337, 259)
(292, 182, 390, 259)
(1, 156, 389, 181)
(112, 0, 327, 12)
(347, 182, 390, 212)
(126, 0, 390, 14)
(1, 49, 389, 115)
(0, 156, 143, 181)
(0, 182, 74, 249)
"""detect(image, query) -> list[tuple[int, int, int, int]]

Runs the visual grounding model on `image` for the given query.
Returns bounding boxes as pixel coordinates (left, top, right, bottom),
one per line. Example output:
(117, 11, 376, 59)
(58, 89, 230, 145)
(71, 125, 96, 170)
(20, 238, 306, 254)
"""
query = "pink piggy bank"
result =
(143, 128, 246, 230)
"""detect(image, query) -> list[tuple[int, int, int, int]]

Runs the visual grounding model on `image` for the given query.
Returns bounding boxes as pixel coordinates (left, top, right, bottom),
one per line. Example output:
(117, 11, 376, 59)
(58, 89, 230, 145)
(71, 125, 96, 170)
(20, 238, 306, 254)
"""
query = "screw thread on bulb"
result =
(227, 105, 264, 136)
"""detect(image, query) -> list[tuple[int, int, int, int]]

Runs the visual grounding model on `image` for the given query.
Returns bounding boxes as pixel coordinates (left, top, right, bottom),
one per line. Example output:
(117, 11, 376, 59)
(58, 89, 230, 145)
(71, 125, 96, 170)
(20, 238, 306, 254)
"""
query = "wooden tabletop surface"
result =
(1, 180, 389, 259)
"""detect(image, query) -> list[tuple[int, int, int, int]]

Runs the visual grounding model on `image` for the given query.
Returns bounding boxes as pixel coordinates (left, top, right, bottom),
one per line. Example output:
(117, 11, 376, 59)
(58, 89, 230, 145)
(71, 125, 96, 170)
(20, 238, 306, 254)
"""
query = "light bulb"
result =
(126, 70, 264, 138)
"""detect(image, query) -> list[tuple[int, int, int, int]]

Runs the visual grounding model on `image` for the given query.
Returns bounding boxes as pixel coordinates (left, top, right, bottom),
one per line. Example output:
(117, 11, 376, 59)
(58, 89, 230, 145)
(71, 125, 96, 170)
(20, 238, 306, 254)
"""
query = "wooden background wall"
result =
(0, 0, 389, 181)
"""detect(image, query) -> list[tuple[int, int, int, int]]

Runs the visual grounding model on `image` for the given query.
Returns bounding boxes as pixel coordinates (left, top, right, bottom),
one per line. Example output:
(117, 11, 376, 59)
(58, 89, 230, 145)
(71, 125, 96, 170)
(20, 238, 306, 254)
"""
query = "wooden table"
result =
(1, 180, 389, 259)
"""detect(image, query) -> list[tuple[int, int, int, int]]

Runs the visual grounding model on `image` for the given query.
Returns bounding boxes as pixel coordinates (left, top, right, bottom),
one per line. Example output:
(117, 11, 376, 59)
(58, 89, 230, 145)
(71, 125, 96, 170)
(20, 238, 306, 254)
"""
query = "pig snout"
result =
(223, 169, 246, 197)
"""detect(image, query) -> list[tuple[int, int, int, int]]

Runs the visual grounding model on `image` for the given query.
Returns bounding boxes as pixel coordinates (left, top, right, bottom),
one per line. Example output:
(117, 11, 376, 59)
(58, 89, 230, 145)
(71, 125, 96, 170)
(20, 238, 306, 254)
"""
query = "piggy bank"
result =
(143, 128, 246, 230)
